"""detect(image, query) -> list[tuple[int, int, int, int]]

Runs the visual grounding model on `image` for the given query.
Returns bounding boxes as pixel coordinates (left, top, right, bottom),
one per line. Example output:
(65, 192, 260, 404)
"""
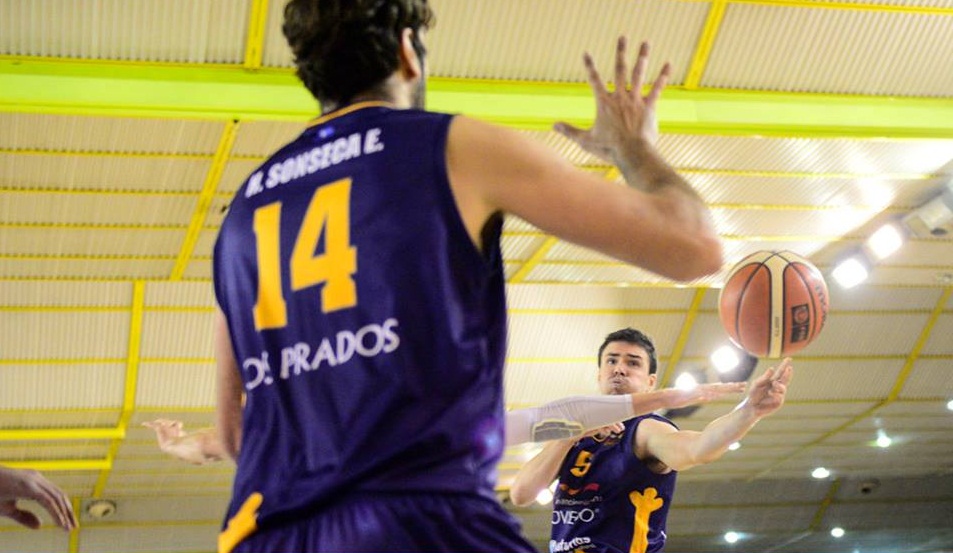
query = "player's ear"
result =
(648, 373, 657, 388)
(398, 28, 423, 80)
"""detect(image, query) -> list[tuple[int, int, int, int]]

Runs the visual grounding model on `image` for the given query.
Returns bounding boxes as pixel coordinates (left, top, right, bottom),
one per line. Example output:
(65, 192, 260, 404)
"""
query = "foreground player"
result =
(510, 329, 793, 553)
(212, 1, 723, 551)
(0, 465, 77, 531)
(146, 382, 745, 464)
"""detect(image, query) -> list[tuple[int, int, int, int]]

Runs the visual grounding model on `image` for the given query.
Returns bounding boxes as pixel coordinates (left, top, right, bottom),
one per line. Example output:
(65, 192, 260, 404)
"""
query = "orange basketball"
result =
(718, 250, 830, 358)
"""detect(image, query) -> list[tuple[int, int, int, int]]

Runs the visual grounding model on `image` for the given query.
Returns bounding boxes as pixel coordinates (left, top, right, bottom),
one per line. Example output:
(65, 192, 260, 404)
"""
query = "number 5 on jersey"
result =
(252, 178, 357, 330)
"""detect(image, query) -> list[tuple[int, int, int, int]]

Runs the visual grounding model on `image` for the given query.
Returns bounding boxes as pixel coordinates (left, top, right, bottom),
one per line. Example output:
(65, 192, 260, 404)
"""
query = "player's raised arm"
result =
(446, 37, 722, 281)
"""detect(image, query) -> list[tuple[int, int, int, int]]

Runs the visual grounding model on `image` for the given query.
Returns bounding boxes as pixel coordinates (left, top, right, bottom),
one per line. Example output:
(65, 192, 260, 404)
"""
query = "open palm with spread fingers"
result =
(555, 36, 671, 163)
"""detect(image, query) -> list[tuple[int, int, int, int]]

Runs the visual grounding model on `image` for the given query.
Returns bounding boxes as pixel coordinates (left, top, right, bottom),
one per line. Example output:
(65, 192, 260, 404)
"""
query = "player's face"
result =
(598, 342, 656, 395)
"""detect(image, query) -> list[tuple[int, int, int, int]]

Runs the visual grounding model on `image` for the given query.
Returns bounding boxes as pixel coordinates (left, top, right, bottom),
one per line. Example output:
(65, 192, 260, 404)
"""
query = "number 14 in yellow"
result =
(252, 178, 357, 330)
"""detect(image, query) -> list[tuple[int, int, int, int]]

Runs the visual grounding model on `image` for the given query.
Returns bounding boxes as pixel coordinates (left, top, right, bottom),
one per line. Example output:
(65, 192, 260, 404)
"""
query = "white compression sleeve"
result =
(504, 394, 636, 445)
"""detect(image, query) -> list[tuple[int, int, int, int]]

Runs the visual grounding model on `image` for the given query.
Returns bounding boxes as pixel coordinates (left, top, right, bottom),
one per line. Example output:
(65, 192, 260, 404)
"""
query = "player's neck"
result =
(321, 75, 416, 115)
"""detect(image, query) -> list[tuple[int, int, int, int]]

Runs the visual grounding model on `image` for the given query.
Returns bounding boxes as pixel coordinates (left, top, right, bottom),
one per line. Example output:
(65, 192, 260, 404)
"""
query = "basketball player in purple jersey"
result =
(511, 328, 793, 553)
(212, 0, 724, 550)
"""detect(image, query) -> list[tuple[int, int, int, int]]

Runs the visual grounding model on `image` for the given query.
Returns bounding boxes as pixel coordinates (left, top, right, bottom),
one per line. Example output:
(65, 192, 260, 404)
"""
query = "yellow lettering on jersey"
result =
(218, 492, 263, 553)
(628, 487, 664, 553)
(253, 204, 287, 329)
(570, 450, 593, 477)
(290, 178, 357, 312)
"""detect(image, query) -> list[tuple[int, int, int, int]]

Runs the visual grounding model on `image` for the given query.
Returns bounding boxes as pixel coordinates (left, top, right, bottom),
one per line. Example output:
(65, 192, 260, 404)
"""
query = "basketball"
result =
(718, 250, 830, 358)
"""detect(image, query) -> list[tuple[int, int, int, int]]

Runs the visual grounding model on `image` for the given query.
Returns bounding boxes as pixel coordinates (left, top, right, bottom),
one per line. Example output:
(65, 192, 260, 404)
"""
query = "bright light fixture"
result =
(947, 399, 953, 411)
(812, 467, 831, 479)
(724, 531, 740, 544)
(876, 430, 892, 448)
(867, 224, 904, 260)
(674, 372, 698, 391)
(728, 442, 741, 451)
(711, 346, 740, 373)
(832, 257, 869, 289)
(535, 488, 554, 505)
(831, 527, 845, 538)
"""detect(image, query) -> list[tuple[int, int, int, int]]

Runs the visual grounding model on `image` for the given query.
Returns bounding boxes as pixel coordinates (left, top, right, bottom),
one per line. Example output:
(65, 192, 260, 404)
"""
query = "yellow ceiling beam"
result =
(93, 281, 145, 498)
(2, 459, 111, 471)
(723, 0, 953, 16)
(0, 428, 123, 441)
(3, 58, 953, 138)
(684, 0, 728, 89)
(170, 121, 238, 280)
(508, 237, 559, 283)
(243, 0, 271, 69)
(659, 289, 708, 388)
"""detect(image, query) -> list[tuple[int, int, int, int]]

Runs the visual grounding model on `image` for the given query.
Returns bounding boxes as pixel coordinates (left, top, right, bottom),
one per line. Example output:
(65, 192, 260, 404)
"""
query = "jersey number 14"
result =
(252, 178, 357, 330)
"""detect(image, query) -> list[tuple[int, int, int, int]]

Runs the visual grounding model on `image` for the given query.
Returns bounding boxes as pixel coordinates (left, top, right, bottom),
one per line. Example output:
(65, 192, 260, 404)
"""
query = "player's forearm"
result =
(689, 400, 761, 465)
(509, 440, 574, 507)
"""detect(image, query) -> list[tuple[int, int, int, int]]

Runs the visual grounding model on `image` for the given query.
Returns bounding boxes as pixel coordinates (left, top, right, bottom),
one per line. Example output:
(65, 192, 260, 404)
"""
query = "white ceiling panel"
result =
(1, 192, 196, 226)
(136, 362, 215, 408)
(900, 358, 953, 397)
(144, 281, 216, 308)
(232, 121, 307, 157)
(0, 154, 211, 192)
(0, 364, 124, 410)
(705, 4, 953, 96)
(0, 258, 173, 280)
(0, 280, 130, 306)
(139, 312, 215, 359)
(0, 227, 184, 257)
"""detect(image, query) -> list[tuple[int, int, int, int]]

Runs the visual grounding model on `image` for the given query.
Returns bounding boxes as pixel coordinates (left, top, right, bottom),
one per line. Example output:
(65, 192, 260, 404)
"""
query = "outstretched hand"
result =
(0, 465, 77, 531)
(555, 36, 670, 162)
(143, 419, 186, 451)
(743, 357, 794, 418)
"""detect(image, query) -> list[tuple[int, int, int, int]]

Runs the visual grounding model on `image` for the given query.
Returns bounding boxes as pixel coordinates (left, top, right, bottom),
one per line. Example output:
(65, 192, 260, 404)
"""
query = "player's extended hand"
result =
(0, 465, 77, 531)
(555, 36, 670, 162)
(669, 381, 747, 410)
(743, 358, 793, 418)
(143, 419, 186, 451)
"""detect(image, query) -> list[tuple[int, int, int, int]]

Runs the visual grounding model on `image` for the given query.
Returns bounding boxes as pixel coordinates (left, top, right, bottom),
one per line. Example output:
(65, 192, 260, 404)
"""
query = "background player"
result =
(211, 0, 723, 551)
(510, 328, 793, 553)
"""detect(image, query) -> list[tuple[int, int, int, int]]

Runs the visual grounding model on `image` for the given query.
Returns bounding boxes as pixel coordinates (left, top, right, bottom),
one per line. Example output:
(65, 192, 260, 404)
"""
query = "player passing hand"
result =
(555, 36, 671, 162)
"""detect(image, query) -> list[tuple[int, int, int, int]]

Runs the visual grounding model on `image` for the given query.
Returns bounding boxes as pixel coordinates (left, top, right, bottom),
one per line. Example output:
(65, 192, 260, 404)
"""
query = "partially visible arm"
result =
(641, 359, 793, 472)
(215, 309, 244, 461)
(0, 465, 77, 531)
(143, 420, 228, 465)
(446, 38, 722, 281)
(509, 439, 577, 507)
(505, 382, 745, 445)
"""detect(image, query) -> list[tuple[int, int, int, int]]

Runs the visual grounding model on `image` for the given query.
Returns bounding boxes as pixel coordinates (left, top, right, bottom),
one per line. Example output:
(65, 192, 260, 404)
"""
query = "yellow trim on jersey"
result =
(307, 101, 395, 128)
(218, 492, 263, 553)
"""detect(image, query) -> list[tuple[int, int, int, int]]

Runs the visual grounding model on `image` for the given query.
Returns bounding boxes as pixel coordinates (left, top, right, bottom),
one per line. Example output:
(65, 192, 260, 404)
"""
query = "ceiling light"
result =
(812, 467, 831, 479)
(867, 224, 904, 260)
(711, 346, 740, 373)
(831, 527, 845, 538)
(947, 399, 953, 411)
(728, 442, 741, 451)
(876, 430, 892, 448)
(674, 372, 698, 391)
(724, 531, 740, 544)
(832, 257, 869, 289)
(535, 488, 554, 505)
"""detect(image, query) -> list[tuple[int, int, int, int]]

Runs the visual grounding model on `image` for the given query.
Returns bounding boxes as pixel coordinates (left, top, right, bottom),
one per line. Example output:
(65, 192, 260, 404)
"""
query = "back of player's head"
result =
(283, 0, 434, 107)
(597, 328, 658, 375)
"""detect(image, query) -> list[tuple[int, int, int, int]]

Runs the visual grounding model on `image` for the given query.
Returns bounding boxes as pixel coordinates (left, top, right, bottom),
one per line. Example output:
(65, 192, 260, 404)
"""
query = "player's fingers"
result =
(613, 36, 628, 94)
(630, 41, 650, 96)
(583, 53, 608, 97)
(645, 62, 671, 106)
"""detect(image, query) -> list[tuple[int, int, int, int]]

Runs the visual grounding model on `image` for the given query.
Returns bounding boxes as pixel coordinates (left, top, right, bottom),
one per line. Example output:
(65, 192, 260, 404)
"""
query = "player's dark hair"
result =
(597, 328, 658, 375)
(283, 0, 434, 107)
